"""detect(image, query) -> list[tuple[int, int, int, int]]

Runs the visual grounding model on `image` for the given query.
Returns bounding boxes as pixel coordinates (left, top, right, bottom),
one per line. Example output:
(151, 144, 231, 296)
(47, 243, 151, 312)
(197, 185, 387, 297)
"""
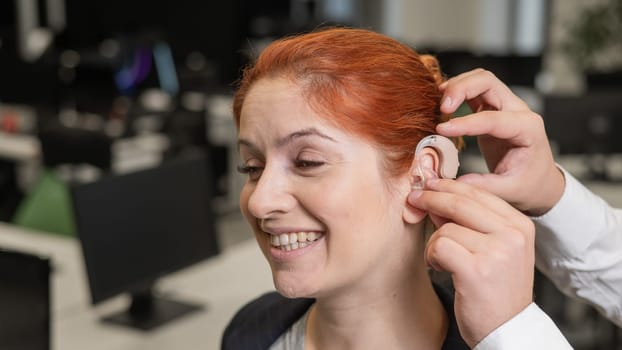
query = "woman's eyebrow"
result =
(237, 139, 256, 151)
(275, 128, 337, 147)
(237, 127, 338, 151)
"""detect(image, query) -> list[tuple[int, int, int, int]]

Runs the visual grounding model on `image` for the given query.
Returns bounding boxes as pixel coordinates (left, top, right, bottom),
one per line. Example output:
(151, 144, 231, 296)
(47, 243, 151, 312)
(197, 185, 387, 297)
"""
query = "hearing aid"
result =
(412, 135, 460, 190)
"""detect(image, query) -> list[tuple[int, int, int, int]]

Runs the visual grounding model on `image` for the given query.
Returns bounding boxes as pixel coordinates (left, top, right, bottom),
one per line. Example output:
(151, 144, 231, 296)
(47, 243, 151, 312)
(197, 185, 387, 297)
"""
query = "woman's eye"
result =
(237, 164, 263, 181)
(294, 159, 325, 169)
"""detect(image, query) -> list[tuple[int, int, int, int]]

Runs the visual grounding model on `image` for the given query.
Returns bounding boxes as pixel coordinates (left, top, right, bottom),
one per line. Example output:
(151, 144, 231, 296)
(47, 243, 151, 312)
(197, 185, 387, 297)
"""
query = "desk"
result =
(0, 222, 274, 350)
(0, 132, 40, 161)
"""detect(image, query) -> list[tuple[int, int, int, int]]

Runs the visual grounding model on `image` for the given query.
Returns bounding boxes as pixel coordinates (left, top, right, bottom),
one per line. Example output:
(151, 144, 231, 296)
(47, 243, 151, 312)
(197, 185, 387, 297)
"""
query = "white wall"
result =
(381, 0, 480, 49)
(379, 0, 546, 55)
(543, 0, 611, 93)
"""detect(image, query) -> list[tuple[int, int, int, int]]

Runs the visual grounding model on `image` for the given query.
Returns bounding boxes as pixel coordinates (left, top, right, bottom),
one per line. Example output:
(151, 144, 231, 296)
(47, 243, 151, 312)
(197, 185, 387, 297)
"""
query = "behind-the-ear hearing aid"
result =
(412, 135, 460, 190)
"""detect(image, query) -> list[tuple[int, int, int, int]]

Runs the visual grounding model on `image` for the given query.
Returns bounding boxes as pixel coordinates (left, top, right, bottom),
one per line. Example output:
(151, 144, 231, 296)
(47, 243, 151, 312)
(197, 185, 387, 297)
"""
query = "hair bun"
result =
(419, 54, 463, 150)
(419, 54, 445, 86)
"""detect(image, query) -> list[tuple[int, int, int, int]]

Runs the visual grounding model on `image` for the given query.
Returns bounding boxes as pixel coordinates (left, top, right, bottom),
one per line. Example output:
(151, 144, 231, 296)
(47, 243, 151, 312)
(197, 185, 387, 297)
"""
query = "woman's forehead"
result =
(240, 79, 330, 133)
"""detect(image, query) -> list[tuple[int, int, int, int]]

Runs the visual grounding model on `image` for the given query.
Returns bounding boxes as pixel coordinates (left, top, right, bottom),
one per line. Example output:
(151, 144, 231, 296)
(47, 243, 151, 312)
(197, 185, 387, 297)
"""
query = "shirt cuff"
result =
(530, 166, 611, 258)
(473, 303, 572, 350)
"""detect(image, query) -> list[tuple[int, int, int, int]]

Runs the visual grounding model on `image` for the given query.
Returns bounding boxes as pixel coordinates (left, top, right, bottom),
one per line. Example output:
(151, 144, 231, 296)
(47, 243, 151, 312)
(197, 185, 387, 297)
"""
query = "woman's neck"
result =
(305, 262, 448, 350)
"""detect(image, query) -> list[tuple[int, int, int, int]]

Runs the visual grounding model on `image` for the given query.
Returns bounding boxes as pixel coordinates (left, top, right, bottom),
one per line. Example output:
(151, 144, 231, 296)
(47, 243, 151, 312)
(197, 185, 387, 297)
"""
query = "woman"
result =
(222, 28, 534, 350)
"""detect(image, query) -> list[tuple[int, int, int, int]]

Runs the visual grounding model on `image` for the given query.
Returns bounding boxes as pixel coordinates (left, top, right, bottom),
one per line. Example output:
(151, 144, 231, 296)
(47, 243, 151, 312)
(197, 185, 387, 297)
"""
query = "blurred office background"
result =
(0, 0, 620, 349)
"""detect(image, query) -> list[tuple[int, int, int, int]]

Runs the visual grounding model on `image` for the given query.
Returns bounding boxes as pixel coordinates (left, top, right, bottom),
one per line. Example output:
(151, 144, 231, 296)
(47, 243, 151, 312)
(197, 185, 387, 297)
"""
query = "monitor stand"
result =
(102, 286, 203, 331)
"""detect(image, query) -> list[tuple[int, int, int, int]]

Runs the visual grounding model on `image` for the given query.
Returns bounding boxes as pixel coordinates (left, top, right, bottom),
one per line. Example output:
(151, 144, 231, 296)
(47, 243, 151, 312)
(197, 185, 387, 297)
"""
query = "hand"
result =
(437, 69, 564, 215)
(409, 179, 535, 347)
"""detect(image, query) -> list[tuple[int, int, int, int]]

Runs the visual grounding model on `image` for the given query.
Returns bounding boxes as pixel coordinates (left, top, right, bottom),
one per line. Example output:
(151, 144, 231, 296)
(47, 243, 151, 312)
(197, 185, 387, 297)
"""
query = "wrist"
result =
(523, 166, 565, 216)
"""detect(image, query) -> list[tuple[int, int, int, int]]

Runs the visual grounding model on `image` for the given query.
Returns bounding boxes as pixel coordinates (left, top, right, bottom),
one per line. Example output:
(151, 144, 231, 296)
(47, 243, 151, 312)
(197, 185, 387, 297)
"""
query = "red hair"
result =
(233, 27, 457, 177)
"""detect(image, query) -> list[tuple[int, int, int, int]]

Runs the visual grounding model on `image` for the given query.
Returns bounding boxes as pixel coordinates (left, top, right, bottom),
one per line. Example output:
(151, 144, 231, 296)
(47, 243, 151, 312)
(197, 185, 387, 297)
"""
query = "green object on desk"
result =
(12, 170, 75, 237)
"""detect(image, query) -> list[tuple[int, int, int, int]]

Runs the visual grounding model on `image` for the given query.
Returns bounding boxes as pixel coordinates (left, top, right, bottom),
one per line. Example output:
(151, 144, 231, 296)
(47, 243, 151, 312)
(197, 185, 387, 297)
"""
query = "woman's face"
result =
(238, 77, 414, 298)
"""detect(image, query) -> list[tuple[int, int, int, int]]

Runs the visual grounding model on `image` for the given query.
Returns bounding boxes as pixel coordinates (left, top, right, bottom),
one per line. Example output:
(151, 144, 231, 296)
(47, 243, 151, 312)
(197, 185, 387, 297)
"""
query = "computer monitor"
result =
(71, 152, 220, 330)
(0, 248, 51, 350)
(543, 90, 622, 155)
(543, 90, 622, 180)
(434, 50, 542, 87)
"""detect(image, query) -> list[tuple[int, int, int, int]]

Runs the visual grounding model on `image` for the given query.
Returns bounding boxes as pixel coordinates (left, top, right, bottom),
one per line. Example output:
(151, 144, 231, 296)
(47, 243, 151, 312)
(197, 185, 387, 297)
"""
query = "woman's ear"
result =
(409, 148, 440, 190)
(402, 148, 441, 224)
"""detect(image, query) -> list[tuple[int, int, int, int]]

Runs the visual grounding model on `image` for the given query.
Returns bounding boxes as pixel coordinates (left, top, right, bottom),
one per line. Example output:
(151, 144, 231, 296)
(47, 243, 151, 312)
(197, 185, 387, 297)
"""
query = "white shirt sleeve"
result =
(473, 303, 573, 350)
(532, 167, 622, 326)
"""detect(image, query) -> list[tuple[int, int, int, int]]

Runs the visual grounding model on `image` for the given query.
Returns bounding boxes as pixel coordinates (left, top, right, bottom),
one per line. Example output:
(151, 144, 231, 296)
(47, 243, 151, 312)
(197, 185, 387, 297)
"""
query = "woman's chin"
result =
(273, 277, 318, 299)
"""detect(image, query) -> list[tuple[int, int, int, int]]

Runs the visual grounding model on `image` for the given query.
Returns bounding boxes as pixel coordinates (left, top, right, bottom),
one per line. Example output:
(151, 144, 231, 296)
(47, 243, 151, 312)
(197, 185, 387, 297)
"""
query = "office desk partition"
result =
(0, 222, 274, 350)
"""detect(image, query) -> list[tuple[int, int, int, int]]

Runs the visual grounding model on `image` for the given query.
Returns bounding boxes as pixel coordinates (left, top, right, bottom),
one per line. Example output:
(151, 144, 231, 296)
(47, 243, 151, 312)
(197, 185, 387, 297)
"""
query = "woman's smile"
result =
(263, 230, 326, 263)
(268, 231, 325, 251)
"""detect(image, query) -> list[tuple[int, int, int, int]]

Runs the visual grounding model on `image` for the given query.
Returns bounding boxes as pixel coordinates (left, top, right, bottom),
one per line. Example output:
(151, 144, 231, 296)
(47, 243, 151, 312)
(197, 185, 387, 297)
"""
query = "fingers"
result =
(427, 222, 489, 255)
(410, 175, 536, 348)
(439, 68, 529, 114)
(456, 172, 524, 209)
(424, 232, 475, 276)
(433, 68, 560, 214)
(410, 189, 501, 234)
(426, 178, 524, 223)
(409, 179, 532, 236)
(436, 111, 545, 146)
(436, 109, 544, 147)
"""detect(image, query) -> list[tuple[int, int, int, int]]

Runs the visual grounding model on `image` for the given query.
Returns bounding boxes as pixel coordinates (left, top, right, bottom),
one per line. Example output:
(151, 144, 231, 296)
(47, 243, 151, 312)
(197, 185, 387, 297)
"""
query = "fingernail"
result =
(441, 96, 452, 110)
(438, 81, 448, 90)
(437, 121, 452, 132)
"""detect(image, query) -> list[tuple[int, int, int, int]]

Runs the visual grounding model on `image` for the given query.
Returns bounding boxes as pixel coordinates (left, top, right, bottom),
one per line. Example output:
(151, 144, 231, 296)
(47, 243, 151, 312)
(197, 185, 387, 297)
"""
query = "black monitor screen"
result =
(543, 90, 622, 155)
(0, 248, 50, 350)
(71, 153, 220, 330)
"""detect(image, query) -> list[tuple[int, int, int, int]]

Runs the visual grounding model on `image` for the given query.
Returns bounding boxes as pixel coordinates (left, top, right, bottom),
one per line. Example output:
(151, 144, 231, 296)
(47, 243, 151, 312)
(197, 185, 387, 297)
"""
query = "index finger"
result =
(435, 110, 545, 147)
(409, 185, 508, 235)
(439, 69, 529, 114)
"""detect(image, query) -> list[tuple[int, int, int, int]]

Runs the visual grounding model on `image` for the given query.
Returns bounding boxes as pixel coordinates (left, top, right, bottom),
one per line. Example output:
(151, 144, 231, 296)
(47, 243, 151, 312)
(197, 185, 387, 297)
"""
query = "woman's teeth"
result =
(270, 232, 323, 251)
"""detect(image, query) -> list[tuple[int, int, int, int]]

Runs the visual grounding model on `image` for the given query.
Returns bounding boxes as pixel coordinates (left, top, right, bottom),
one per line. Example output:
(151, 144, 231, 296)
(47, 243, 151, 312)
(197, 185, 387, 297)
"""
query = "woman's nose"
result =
(246, 165, 296, 219)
